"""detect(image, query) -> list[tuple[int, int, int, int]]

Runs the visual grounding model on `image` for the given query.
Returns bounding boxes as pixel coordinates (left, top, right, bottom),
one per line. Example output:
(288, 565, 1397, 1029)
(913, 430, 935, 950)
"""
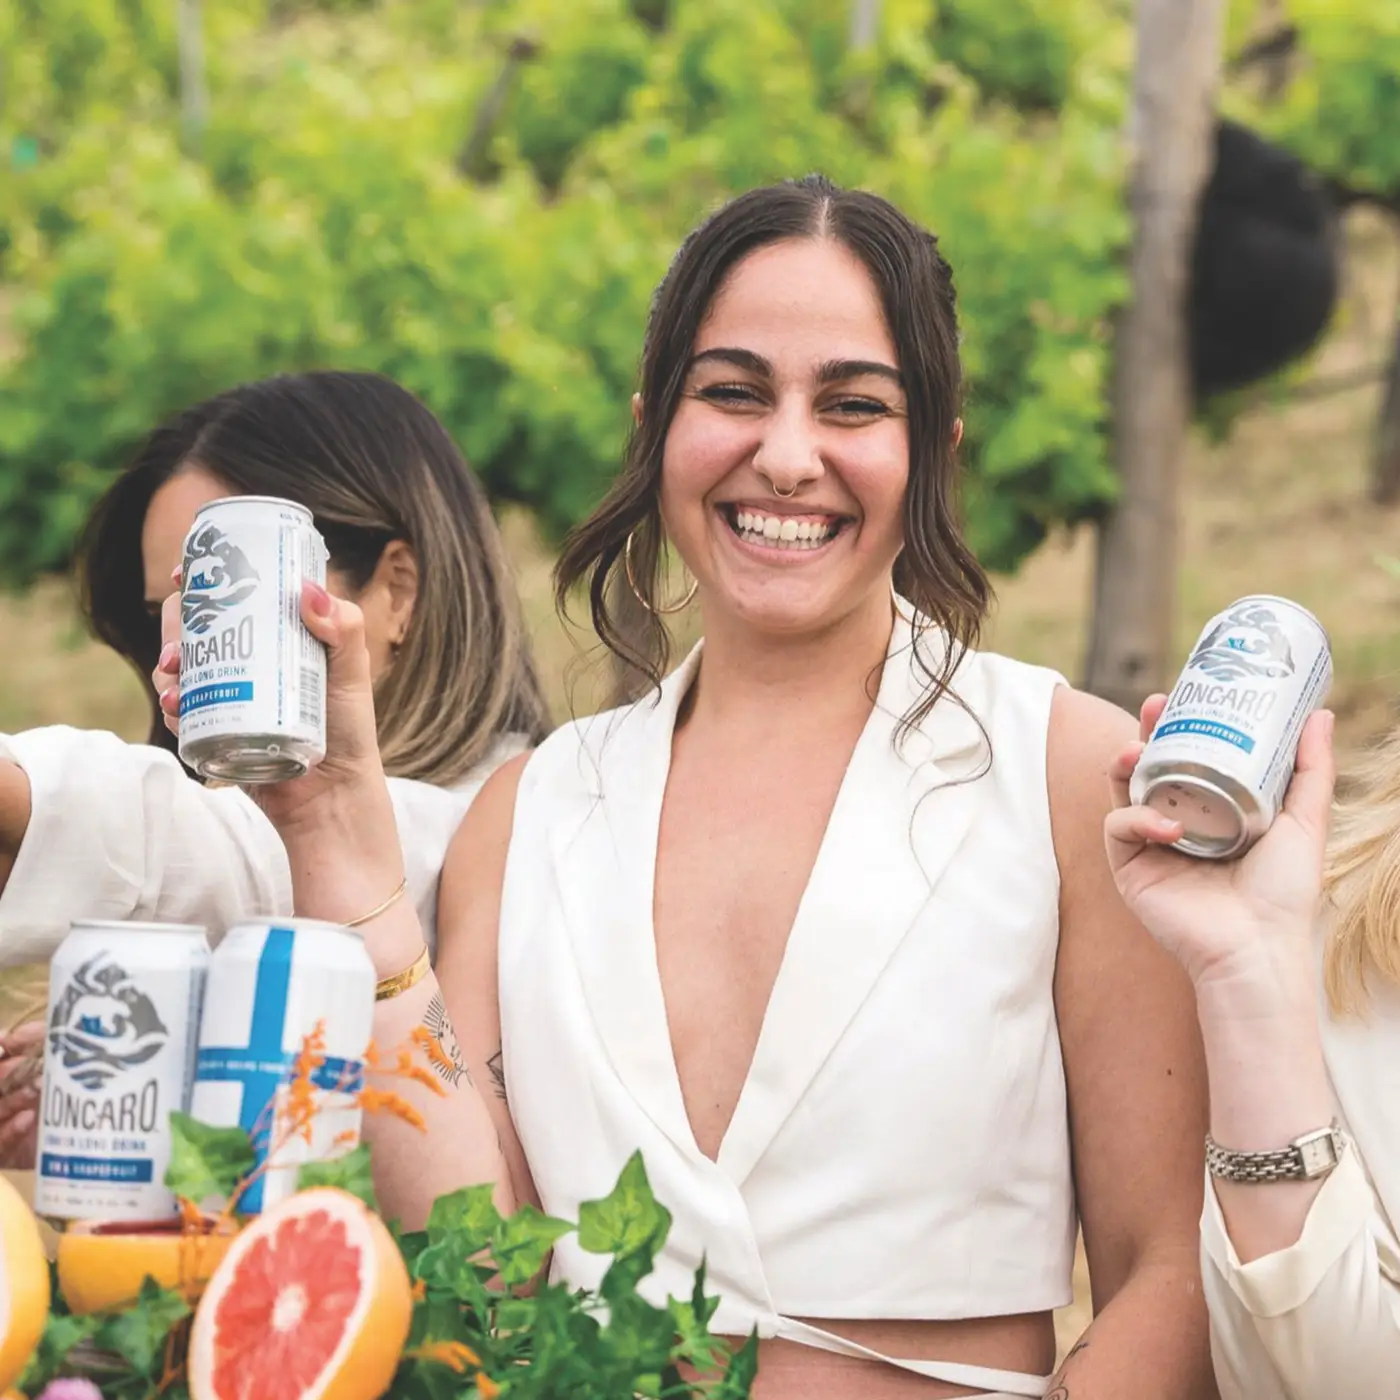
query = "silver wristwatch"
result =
(1206, 1122, 1347, 1184)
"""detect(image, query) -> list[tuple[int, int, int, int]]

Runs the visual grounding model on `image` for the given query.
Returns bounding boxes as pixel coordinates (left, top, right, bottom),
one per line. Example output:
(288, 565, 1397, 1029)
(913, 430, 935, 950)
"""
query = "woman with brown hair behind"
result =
(0, 370, 550, 1159)
(181, 177, 1218, 1399)
(1107, 699, 1400, 1399)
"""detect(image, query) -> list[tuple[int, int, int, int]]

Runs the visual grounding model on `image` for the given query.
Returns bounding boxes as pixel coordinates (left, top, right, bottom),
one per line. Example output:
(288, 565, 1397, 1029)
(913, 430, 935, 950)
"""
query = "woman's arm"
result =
(0, 728, 289, 962)
(1048, 688, 1217, 1400)
(154, 585, 512, 1229)
(434, 754, 540, 1211)
(0, 760, 29, 892)
(1107, 697, 1400, 1399)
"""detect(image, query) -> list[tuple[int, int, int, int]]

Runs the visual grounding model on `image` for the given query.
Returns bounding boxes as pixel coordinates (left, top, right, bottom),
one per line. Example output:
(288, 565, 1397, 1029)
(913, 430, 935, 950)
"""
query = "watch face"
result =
(1296, 1130, 1340, 1178)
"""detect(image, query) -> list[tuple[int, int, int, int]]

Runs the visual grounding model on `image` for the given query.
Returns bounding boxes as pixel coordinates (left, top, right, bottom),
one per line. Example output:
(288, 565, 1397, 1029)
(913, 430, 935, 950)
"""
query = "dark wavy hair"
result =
(79, 371, 551, 779)
(553, 174, 991, 728)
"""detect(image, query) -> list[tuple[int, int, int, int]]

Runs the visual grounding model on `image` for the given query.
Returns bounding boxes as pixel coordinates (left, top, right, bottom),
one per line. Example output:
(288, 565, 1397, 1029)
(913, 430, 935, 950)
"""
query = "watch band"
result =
(1206, 1122, 1346, 1184)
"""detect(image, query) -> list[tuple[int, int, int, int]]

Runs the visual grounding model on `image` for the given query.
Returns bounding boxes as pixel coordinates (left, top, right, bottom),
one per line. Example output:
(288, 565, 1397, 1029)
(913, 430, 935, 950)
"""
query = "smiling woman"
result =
(231, 177, 1217, 1400)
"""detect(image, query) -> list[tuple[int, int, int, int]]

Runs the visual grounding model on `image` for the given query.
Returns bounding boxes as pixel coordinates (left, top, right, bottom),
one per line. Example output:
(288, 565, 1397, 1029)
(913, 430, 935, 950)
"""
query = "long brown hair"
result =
(80, 371, 551, 784)
(553, 175, 990, 726)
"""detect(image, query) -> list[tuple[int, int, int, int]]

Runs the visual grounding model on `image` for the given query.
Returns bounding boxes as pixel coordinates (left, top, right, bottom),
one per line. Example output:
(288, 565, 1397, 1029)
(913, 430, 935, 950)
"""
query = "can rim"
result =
(68, 920, 209, 938)
(191, 495, 315, 523)
(1138, 772, 1252, 859)
(223, 916, 369, 940)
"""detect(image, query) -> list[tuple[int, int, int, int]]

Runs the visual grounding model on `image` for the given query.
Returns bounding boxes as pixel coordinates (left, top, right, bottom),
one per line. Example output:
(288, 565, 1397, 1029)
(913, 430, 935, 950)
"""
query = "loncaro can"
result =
(35, 921, 210, 1225)
(178, 495, 328, 783)
(1130, 595, 1332, 860)
(190, 919, 375, 1213)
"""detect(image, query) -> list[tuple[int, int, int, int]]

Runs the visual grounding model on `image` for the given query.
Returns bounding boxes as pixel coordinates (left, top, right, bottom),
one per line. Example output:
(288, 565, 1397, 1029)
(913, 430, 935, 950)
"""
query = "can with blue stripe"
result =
(1130, 595, 1332, 860)
(35, 920, 209, 1225)
(190, 919, 374, 1213)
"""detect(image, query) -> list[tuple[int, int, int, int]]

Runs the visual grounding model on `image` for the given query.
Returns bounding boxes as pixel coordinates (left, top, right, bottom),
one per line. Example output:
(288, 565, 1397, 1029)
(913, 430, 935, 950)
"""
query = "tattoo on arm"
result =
(1046, 1337, 1088, 1399)
(422, 992, 469, 1088)
(486, 1046, 507, 1103)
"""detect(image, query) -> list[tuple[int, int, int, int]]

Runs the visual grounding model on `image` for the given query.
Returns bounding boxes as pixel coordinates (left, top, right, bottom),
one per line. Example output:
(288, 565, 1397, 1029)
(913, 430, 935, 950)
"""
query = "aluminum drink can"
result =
(178, 495, 329, 783)
(190, 919, 375, 1213)
(35, 921, 210, 1225)
(1129, 595, 1332, 859)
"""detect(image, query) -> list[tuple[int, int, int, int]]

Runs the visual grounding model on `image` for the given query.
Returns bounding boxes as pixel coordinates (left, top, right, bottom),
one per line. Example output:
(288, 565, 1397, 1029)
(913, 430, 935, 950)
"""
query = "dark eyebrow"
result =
(817, 358, 903, 388)
(688, 347, 773, 376)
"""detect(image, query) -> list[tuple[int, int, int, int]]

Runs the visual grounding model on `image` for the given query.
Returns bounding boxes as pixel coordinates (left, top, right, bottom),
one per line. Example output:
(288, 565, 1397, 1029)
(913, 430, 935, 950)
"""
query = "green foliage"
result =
(164, 1111, 256, 1207)
(37, 1129, 753, 1399)
(1258, 0, 1400, 195)
(297, 1140, 378, 1208)
(0, 0, 1134, 584)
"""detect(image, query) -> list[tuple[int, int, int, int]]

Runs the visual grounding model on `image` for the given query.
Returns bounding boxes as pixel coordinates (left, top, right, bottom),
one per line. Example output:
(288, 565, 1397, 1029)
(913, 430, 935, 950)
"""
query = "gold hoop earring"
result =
(624, 529, 698, 615)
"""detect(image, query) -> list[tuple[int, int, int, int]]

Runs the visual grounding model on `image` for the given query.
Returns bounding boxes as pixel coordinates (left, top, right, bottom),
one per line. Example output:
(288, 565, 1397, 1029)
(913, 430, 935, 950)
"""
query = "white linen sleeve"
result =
(1201, 1147, 1400, 1400)
(0, 727, 290, 965)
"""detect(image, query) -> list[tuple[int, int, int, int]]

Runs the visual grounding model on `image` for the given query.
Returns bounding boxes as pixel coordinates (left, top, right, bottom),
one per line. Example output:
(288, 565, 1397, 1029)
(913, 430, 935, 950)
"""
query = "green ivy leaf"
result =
(490, 1204, 573, 1287)
(19, 1312, 100, 1392)
(426, 1182, 502, 1251)
(297, 1142, 378, 1209)
(578, 1151, 672, 1258)
(164, 1110, 255, 1205)
(711, 1331, 761, 1399)
(94, 1277, 192, 1377)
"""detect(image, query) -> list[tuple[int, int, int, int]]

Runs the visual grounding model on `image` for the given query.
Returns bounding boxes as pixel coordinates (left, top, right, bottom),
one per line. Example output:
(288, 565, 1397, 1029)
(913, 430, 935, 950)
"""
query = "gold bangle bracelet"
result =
(344, 876, 408, 929)
(374, 946, 431, 1002)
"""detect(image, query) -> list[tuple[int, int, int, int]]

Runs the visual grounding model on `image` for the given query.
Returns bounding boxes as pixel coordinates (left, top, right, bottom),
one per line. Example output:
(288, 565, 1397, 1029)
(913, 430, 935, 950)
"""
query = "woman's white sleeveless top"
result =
(498, 608, 1073, 1398)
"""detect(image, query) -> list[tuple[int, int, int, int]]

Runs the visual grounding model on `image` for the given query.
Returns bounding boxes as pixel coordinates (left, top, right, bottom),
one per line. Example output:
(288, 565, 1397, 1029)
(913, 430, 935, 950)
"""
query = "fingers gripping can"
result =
(1130, 595, 1332, 859)
(35, 921, 210, 1224)
(178, 495, 329, 783)
(190, 919, 375, 1213)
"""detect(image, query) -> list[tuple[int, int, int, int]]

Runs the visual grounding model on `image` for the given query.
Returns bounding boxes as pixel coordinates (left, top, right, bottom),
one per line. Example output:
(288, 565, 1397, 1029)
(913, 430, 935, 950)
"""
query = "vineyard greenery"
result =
(0, 0, 1394, 588)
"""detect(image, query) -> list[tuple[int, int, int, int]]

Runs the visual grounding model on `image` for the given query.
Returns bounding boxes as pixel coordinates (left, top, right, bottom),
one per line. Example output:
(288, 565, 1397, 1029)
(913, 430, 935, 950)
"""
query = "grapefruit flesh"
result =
(59, 1216, 238, 1314)
(0, 1174, 49, 1391)
(189, 1188, 412, 1400)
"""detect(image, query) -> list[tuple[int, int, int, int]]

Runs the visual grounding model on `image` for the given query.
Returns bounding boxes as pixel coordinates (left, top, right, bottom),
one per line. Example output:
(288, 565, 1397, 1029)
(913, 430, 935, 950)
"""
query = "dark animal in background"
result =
(1189, 119, 1342, 402)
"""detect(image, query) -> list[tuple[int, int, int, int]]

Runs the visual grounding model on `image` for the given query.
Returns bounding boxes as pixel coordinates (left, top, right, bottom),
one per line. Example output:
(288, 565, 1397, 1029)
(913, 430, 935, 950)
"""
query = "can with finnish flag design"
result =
(178, 495, 329, 784)
(190, 919, 375, 1213)
(35, 921, 210, 1225)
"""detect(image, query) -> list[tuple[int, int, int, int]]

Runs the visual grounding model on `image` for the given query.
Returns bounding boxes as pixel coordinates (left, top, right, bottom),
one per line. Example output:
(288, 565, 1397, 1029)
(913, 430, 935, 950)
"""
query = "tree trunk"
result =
(177, 0, 208, 158)
(1370, 278, 1400, 505)
(1083, 0, 1225, 714)
(849, 0, 881, 52)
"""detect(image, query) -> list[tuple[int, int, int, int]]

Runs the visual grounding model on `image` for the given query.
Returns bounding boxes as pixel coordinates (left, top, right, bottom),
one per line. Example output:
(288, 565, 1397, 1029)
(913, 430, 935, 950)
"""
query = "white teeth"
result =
(729, 510, 837, 551)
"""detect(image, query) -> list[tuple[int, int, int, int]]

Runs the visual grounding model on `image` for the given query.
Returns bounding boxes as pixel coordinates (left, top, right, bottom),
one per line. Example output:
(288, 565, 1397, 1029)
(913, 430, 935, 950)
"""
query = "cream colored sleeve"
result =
(0, 727, 290, 964)
(0, 727, 474, 967)
(1201, 1147, 1400, 1400)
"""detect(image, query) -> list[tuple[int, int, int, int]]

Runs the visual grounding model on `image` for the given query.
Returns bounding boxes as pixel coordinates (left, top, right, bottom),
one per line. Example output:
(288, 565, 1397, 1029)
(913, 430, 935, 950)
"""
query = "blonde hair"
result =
(1323, 722, 1400, 1015)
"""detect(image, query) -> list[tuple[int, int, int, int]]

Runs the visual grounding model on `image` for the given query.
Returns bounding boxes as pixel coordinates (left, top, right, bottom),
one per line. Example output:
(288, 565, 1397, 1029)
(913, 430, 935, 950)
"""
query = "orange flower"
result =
(286, 1022, 328, 1145)
(357, 1086, 427, 1130)
(407, 1340, 482, 1373)
(475, 1374, 501, 1398)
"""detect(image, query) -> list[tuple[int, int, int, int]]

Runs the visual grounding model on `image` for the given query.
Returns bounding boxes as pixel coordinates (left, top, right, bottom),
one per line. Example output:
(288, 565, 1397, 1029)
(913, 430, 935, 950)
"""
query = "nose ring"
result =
(771, 482, 798, 499)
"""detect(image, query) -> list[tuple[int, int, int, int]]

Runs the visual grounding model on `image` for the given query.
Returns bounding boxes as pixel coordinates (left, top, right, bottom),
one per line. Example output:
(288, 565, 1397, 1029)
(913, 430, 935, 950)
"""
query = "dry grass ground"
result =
(1, 210, 1397, 1357)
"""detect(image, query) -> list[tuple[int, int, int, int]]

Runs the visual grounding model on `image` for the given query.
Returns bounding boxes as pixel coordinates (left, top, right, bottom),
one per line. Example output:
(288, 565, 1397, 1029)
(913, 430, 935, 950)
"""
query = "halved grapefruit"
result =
(188, 1188, 412, 1400)
(59, 1215, 240, 1315)
(0, 1174, 49, 1392)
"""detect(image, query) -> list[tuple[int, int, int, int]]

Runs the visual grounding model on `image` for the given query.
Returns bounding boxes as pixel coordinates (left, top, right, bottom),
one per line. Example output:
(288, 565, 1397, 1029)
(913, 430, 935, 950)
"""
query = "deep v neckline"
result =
(646, 641, 899, 1168)
(550, 604, 991, 1185)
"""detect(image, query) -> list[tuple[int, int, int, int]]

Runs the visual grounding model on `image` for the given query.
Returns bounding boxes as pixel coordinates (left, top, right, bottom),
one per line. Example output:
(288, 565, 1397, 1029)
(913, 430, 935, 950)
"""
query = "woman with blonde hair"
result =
(1106, 695, 1400, 1399)
(0, 370, 550, 1161)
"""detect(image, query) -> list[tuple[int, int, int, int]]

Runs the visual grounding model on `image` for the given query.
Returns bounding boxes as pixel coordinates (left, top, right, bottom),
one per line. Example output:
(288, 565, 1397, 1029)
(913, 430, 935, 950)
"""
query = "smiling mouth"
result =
(720, 505, 850, 552)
